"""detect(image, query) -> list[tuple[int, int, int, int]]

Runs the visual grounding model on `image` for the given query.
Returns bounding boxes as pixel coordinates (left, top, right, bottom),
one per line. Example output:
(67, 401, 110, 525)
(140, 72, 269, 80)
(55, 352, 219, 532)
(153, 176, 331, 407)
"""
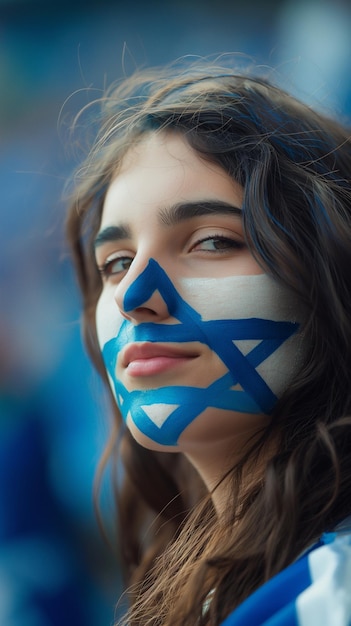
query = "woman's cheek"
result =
(95, 289, 123, 348)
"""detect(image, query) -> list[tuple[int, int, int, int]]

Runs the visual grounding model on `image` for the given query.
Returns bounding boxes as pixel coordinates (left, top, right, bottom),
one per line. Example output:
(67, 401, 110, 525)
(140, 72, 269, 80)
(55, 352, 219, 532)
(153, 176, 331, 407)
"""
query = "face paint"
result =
(100, 259, 306, 446)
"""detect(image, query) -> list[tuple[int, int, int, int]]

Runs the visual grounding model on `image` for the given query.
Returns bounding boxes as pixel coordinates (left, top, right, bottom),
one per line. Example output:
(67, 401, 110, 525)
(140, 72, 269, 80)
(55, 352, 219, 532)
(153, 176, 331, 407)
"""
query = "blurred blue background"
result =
(1, 1, 351, 624)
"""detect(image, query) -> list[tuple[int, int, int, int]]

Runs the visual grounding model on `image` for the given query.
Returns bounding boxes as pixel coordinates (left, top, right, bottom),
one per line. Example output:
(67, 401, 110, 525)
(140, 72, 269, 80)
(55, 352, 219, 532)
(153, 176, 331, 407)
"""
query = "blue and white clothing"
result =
(221, 521, 351, 626)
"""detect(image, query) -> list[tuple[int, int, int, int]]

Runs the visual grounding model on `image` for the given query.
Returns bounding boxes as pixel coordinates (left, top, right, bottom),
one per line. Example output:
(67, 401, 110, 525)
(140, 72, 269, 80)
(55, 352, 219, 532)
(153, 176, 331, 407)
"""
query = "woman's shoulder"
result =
(221, 518, 351, 626)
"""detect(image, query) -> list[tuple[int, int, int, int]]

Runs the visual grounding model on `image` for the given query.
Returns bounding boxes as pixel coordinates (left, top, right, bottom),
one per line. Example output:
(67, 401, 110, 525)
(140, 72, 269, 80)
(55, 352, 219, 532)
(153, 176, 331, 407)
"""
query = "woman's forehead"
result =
(101, 132, 243, 228)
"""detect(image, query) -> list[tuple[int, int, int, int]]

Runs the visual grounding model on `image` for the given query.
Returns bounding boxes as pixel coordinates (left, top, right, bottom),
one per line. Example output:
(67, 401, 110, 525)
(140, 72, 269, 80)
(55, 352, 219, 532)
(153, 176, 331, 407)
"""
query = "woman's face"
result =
(94, 132, 305, 454)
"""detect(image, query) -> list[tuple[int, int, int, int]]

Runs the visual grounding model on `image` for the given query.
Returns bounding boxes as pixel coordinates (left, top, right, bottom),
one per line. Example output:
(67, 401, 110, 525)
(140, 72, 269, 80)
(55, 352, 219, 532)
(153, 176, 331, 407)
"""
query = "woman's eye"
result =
(98, 256, 133, 279)
(192, 235, 244, 253)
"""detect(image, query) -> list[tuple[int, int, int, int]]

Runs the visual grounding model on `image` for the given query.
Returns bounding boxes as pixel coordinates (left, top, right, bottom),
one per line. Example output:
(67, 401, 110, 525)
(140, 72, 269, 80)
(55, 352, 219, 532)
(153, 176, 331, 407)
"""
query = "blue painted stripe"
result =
(102, 259, 302, 442)
(220, 555, 311, 626)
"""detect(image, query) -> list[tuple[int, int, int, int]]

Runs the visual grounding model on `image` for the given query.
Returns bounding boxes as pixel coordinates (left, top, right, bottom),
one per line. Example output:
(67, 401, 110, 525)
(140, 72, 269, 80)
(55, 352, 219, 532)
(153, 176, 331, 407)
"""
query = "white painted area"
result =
(296, 535, 351, 626)
(181, 273, 304, 322)
(140, 403, 180, 428)
(232, 339, 261, 357)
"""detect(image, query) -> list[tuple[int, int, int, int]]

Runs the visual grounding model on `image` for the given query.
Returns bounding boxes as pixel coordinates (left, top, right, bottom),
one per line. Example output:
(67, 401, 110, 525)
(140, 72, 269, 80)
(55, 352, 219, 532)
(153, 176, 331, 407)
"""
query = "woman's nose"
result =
(113, 259, 171, 323)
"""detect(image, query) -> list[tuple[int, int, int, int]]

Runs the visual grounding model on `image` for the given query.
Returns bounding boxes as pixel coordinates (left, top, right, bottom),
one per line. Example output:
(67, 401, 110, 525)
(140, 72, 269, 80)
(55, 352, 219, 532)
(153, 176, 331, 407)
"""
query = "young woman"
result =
(66, 59, 351, 625)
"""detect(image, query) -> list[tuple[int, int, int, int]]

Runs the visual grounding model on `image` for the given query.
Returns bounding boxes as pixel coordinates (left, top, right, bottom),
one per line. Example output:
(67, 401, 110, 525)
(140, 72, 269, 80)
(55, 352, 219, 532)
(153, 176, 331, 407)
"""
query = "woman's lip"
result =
(126, 355, 195, 377)
(122, 342, 199, 376)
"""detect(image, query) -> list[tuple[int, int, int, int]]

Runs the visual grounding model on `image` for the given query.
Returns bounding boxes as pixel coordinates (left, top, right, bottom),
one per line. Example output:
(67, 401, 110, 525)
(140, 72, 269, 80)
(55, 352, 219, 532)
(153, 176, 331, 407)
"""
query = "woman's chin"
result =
(126, 413, 180, 452)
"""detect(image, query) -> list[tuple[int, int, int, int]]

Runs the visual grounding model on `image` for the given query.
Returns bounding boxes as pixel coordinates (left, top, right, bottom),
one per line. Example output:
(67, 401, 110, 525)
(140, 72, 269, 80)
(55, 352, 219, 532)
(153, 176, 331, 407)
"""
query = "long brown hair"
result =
(66, 59, 351, 625)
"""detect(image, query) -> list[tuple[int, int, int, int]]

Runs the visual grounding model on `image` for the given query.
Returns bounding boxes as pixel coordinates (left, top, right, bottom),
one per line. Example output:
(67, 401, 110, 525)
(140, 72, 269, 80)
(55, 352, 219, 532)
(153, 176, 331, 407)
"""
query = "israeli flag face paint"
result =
(99, 259, 306, 447)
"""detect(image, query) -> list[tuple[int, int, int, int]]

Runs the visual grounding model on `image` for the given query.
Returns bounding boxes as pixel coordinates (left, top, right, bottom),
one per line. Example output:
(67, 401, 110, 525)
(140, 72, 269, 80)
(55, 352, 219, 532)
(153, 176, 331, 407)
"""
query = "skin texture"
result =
(94, 132, 304, 505)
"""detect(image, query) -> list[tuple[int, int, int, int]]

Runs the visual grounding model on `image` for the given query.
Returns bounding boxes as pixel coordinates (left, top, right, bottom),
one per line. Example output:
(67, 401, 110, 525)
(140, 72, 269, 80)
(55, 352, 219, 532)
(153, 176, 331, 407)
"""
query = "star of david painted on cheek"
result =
(102, 259, 299, 446)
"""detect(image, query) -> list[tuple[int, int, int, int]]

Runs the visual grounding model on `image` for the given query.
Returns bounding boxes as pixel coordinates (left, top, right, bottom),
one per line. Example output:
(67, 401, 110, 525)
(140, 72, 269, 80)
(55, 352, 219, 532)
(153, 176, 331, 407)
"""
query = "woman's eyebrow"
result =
(94, 224, 131, 249)
(94, 200, 242, 249)
(158, 200, 242, 226)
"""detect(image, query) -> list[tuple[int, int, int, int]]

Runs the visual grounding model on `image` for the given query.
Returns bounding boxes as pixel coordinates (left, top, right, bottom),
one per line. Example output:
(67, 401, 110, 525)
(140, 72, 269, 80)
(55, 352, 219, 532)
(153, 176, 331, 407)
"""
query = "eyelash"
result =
(191, 234, 244, 253)
(98, 235, 244, 280)
(98, 256, 133, 279)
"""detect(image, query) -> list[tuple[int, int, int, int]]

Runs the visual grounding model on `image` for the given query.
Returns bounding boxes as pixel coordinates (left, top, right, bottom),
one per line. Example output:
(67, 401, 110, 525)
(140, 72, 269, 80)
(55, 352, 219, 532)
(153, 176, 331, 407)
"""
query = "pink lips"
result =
(122, 342, 198, 377)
